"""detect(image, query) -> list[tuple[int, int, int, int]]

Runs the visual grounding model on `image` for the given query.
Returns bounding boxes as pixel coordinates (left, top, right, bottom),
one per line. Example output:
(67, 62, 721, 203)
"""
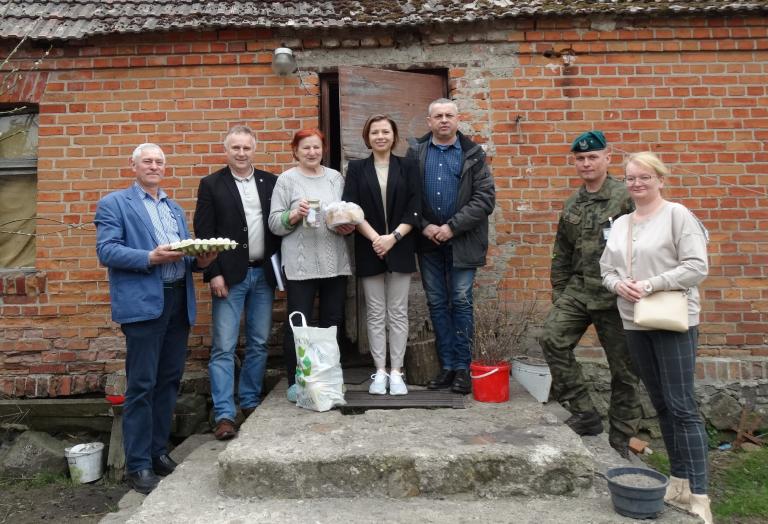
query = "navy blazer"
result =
(95, 186, 197, 325)
(342, 154, 421, 277)
(193, 166, 281, 288)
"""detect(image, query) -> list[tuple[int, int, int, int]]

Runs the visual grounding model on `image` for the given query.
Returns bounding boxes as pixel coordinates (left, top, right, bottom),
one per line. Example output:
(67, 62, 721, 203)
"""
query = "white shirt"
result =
(374, 162, 389, 227)
(232, 168, 265, 262)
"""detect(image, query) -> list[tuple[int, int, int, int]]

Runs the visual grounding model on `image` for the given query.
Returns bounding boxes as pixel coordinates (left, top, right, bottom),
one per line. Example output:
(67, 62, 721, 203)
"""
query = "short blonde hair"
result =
(626, 151, 670, 178)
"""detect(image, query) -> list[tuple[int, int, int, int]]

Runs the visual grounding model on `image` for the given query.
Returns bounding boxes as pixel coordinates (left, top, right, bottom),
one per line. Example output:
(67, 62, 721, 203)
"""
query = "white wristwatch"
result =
(643, 282, 653, 293)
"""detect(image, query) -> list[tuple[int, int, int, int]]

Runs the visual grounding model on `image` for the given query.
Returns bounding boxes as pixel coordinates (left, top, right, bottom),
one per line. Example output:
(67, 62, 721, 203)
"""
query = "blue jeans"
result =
(209, 267, 274, 423)
(419, 246, 476, 370)
(121, 285, 189, 474)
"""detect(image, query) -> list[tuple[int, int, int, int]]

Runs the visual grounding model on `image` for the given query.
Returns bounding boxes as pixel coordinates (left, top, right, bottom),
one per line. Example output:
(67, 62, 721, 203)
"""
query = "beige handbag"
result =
(627, 220, 689, 332)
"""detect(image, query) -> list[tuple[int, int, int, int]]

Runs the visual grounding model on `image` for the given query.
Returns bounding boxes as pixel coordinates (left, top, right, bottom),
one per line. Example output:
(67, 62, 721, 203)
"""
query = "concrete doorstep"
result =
(102, 379, 701, 524)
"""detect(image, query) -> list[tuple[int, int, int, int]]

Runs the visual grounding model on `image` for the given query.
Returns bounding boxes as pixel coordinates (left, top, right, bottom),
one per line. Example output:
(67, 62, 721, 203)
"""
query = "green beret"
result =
(571, 130, 607, 153)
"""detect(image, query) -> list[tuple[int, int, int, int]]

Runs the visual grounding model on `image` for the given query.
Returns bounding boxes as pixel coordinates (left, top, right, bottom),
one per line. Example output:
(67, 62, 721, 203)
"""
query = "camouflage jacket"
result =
(550, 176, 633, 309)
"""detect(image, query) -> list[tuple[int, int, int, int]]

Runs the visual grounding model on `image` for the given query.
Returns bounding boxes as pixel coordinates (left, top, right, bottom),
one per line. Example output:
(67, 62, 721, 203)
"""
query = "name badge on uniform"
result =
(603, 216, 614, 240)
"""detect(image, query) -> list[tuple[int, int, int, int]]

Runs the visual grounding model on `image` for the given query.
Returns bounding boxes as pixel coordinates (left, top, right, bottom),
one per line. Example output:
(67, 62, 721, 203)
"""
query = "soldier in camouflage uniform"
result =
(539, 131, 641, 457)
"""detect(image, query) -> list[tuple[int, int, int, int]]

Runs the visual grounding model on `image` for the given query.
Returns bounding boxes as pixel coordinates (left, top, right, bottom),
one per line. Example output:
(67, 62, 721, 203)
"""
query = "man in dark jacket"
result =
(407, 98, 495, 394)
(539, 130, 641, 458)
(194, 126, 281, 440)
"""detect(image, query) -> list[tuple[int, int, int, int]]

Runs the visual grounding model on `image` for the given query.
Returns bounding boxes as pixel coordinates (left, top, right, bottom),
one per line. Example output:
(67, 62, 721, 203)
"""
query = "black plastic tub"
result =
(606, 466, 669, 519)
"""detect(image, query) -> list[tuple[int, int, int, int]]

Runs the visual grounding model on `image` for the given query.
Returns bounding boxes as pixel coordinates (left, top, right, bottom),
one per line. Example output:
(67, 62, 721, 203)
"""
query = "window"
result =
(0, 107, 38, 269)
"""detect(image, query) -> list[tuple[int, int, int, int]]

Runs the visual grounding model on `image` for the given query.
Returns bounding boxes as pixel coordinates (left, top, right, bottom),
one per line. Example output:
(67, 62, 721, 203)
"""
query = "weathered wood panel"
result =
(338, 66, 445, 162)
(0, 398, 111, 418)
(0, 398, 113, 432)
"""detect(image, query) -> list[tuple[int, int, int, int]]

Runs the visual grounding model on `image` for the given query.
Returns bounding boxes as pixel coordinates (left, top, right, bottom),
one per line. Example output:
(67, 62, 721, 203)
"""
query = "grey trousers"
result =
(361, 272, 412, 369)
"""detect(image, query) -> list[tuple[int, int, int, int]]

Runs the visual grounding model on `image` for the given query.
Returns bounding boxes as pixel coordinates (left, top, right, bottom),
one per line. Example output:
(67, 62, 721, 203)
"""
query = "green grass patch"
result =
(0, 472, 76, 489)
(640, 449, 671, 476)
(640, 443, 768, 521)
(711, 447, 768, 520)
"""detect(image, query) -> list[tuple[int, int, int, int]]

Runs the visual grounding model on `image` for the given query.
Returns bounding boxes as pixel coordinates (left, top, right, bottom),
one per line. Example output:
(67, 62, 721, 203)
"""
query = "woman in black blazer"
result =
(342, 114, 421, 396)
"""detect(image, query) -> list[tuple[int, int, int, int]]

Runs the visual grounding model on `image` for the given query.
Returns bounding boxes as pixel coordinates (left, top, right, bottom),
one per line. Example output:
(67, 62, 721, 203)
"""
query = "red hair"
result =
(291, 128, 325, 154)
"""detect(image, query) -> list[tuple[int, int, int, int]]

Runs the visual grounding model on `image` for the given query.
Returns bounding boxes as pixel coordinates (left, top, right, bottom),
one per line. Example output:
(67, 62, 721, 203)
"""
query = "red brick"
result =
(0, 17, 765, 397)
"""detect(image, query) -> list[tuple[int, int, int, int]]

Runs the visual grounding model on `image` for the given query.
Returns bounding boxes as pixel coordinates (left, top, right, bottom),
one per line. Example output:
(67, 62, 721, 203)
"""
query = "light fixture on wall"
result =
(272, 47, 298, 76)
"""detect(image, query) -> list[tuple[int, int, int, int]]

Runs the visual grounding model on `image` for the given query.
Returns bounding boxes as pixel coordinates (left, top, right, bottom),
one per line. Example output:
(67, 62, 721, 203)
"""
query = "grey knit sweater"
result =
(268, 166, 352, 280)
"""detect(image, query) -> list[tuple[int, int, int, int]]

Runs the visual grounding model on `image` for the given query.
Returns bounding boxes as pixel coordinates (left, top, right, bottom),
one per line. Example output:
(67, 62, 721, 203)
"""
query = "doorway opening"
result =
(319, 67, 448, 172)
(318, 67, 448, 357)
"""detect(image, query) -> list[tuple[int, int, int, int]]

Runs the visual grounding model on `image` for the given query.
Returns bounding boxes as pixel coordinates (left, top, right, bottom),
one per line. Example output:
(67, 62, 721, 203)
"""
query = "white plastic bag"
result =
(289, 311, 346, 412)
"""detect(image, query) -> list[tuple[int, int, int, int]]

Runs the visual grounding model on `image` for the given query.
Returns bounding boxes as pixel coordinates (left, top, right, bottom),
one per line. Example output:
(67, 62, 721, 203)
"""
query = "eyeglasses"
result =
(624, 175, 656, 185)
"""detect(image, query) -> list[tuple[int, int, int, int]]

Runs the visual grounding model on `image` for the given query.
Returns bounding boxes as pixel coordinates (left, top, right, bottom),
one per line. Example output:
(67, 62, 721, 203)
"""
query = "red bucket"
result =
(470, 361, 510, 403)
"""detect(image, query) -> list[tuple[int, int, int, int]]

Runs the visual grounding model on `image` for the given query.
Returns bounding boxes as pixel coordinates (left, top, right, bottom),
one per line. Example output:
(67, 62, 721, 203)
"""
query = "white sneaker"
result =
(389, 370, 408, 395)
(369, 370, 388, 395)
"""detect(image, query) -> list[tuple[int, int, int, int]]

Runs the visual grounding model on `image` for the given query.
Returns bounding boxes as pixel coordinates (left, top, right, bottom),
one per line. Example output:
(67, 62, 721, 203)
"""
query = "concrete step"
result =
(105, 431, 699, 524)
(217, 379, 594, 499)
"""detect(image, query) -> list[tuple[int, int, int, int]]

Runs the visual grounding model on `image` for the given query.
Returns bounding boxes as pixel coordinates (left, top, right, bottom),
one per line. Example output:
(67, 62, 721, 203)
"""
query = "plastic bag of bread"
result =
(324, 201, 365, 227)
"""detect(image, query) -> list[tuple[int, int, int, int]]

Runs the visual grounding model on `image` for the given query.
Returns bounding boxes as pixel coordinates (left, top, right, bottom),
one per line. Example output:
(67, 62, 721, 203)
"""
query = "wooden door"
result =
(337, 66, 445, 353)
(338, 66, 445, 161)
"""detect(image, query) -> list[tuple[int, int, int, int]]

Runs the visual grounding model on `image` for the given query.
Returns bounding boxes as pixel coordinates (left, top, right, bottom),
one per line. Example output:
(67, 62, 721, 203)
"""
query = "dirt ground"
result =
(0, 479, 129, 524)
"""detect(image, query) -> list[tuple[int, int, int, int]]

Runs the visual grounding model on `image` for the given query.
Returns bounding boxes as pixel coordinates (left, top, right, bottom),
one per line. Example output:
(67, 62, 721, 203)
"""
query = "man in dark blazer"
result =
(95, 143, 216, 494)
(193, 126, 280, 440)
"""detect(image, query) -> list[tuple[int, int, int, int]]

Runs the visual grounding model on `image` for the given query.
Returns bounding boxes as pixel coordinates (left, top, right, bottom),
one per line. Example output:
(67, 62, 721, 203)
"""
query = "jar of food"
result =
(304, 199, 321, 228)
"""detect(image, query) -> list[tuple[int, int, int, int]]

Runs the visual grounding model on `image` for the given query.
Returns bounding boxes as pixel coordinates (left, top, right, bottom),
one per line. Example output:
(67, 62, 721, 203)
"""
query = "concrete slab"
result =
(114, 432, 699, 524)
(218, 379, 594, 499)
(99, 433, 219, 524)
(102, 377, 700, 524)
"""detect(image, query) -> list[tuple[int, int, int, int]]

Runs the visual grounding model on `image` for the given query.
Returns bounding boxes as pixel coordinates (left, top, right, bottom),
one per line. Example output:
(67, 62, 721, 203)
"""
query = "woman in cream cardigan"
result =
(600, 151, 711, 524)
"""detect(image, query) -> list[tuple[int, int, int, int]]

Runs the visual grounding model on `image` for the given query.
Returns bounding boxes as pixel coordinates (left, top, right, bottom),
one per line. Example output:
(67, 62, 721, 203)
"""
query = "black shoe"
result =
(609, 430, 632, 459)
(125, 468, 160, 494)
(565, 410, 604, 436)
(610, 439, 631, 460)
(427, 369, 456, 390)
(152, 454, 178, 477)
(450, 369, 472, 395)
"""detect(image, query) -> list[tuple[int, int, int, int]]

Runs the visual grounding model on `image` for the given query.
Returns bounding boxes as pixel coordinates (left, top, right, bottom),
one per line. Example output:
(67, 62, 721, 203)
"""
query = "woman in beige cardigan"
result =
(600, 152, 711, 524)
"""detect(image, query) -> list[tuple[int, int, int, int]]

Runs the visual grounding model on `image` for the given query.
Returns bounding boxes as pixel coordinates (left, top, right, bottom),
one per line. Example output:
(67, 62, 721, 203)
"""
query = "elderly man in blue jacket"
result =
(95, 143, 215, 494)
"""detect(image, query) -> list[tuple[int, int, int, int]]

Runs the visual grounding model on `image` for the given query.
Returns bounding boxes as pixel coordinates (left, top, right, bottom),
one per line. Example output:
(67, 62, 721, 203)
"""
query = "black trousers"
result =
(283, 276, 347, 385)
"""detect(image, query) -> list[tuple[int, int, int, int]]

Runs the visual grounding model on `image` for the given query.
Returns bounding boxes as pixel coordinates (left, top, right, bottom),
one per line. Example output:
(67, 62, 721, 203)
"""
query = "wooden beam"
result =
(0, 398, 112, 418)
(0, 399, 113, 432)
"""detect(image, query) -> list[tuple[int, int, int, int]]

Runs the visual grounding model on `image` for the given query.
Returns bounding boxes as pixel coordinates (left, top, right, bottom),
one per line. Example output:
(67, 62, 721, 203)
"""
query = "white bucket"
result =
(512, 358, 552, 403)
(64, 442, 104, 483)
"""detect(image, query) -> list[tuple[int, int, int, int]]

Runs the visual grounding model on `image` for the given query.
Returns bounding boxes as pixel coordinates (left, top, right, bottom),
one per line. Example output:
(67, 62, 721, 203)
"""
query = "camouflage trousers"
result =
(538, 293, 641, 443)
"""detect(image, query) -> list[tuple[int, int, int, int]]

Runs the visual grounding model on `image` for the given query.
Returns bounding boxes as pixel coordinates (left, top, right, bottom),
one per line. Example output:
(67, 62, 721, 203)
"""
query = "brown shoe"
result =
(214, 419, 237, 440)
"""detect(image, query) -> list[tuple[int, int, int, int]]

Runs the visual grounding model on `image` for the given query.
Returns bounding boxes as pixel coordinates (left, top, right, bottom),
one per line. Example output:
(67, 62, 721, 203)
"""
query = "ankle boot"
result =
(689, 493, 713, 524)
(664, 476, 691, 510)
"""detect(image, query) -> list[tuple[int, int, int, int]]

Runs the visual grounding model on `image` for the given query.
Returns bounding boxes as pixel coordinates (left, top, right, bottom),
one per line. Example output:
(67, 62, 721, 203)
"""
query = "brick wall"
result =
(0, 14, 766, 397)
